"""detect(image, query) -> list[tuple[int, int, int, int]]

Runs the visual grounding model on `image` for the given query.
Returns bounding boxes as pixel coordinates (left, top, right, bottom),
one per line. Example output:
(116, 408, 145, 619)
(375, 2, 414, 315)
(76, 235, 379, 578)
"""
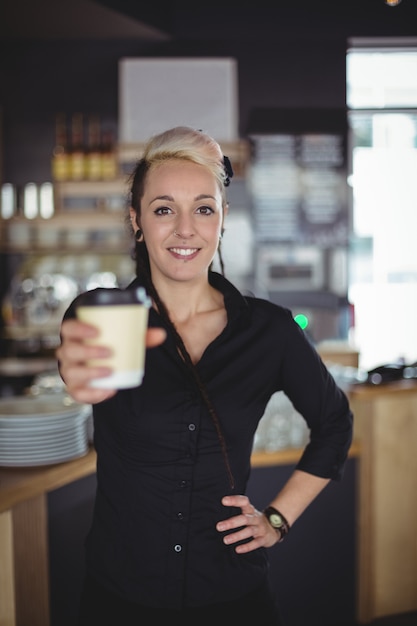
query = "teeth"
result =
(170, 248, 198, 256)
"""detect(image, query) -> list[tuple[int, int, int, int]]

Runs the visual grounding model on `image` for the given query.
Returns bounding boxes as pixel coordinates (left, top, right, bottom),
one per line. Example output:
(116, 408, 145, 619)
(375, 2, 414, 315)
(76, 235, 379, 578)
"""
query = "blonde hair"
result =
(141, 126, 228, 197)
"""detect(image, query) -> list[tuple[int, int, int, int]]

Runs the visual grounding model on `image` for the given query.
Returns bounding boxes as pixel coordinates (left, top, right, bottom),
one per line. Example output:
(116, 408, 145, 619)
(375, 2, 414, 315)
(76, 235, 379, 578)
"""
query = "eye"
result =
(196, 205, 215, 215)
(154, 206, 173, 216)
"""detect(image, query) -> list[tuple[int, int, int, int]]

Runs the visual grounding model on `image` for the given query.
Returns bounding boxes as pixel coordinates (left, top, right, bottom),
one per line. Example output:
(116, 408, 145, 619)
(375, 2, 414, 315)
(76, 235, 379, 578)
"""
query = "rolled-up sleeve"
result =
(279, 317, 354, 480)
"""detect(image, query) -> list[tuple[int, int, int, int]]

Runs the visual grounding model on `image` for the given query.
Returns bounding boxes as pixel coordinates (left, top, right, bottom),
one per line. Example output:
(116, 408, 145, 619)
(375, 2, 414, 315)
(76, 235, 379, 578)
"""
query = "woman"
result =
(57, 126, 353, 625)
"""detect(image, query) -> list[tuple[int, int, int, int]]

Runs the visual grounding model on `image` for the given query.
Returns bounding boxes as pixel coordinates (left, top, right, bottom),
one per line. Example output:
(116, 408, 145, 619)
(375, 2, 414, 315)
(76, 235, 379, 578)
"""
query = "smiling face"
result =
(132, 158, 226, 285)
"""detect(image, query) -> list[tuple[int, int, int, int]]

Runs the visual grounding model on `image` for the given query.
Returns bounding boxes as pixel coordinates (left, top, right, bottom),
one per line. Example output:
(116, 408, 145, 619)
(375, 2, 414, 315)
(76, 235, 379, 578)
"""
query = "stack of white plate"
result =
(0, 395, 91, 467)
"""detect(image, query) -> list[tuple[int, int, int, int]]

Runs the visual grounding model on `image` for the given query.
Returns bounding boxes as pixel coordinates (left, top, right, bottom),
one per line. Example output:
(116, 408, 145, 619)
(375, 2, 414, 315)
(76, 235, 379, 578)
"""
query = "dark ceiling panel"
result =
(93, 0, 175, 34)
(0, 0, 415, 42)
(92, 0, 417, 41)
(0, 0, 170, 41)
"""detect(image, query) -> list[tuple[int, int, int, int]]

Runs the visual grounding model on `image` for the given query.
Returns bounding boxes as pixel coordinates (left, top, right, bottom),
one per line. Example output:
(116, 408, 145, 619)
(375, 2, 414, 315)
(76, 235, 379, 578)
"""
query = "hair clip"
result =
(223, 156, 234, 187)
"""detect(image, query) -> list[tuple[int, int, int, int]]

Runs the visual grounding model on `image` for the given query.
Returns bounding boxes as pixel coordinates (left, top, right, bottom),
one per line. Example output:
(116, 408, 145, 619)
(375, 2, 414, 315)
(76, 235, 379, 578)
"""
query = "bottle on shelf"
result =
(23, 183, 38, 219)
(100, 128, 118, 180)
(51, 113, 70, 181)
(86, 114, 102, 181)
(1, 183, 16, 219)
(39, 182, 55, 219)
(69, 112, 86, 181)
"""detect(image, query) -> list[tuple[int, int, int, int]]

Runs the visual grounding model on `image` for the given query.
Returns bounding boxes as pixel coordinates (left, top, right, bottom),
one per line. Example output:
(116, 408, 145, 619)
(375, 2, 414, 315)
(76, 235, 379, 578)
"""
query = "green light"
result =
(294, 313, 309, 330)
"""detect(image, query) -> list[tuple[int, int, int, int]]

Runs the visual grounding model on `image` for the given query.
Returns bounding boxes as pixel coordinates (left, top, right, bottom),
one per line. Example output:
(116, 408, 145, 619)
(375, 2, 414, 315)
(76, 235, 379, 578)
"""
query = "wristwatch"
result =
(263, 506, 290, 542)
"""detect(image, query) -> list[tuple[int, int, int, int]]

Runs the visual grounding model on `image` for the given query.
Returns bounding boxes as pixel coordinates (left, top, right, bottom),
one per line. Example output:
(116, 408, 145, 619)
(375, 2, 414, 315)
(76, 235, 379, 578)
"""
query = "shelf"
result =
(54, 178, 129, 212)
(0, 139, 250, 254)
(54, 178, 129, 196)
(1, 213, 132, 253)
(3, 213, 127, 228)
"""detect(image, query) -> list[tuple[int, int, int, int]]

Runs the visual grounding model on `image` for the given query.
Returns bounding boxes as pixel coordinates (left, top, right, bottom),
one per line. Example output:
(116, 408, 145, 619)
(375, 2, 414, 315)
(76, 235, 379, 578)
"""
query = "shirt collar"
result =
(127, 271, 250, 326)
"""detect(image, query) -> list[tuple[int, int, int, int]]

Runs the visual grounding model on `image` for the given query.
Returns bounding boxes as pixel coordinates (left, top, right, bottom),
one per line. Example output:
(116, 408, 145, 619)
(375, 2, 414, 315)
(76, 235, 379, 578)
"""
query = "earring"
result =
(135, 229, 143, 242)
(223, 156, 234, 187)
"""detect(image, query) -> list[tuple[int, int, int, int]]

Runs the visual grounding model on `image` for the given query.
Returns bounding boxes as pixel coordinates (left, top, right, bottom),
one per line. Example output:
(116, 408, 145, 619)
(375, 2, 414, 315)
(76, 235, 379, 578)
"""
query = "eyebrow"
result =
(149, 193, 217, 203)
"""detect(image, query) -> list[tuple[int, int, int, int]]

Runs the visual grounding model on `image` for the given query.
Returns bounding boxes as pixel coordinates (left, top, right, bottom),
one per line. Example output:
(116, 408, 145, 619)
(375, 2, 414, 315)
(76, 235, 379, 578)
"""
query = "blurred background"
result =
(0, 2, 417, 626)
(0, 0, 416, 371)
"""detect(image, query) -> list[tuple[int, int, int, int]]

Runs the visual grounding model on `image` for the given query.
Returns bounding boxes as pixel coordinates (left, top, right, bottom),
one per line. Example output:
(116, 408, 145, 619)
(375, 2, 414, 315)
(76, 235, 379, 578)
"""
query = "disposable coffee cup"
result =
(76, 287, 151, 389)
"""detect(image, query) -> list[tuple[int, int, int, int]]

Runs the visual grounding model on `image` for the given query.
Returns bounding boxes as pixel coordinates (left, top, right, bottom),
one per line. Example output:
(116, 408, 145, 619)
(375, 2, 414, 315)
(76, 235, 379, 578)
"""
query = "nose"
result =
(173, 216, 195, 239)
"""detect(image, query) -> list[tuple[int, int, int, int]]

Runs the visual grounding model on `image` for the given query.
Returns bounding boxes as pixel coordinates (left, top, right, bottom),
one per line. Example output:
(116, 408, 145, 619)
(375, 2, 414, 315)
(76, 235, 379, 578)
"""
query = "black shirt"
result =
(65, 271, 353, 609)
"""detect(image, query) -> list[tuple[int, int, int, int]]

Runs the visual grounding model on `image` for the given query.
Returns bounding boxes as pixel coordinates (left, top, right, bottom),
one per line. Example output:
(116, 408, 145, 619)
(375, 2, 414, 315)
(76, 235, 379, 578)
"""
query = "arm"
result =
(215, 322, 352, 552)
(267, 468, 330, 529)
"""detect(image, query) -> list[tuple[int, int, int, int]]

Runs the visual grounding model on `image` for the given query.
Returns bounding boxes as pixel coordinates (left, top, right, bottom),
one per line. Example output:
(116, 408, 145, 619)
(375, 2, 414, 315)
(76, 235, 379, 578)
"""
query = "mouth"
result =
(168, 247, 200, 258)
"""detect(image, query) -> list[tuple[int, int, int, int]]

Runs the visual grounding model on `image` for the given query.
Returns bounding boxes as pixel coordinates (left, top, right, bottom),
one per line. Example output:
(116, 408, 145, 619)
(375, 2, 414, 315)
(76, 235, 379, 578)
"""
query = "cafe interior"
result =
(0, 2, 416, 625)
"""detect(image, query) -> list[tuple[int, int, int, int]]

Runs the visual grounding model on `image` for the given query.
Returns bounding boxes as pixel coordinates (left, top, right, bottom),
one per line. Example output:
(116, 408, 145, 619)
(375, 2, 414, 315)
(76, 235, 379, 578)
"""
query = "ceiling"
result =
(0, 0, 169, 41)
(94, 0, 416, 40)
(0, 0, 415, 42)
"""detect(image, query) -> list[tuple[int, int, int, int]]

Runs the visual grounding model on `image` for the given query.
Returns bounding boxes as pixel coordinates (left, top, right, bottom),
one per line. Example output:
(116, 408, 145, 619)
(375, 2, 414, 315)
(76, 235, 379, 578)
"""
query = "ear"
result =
(221, 203, 229, 231)
(129, 207, 140, 229)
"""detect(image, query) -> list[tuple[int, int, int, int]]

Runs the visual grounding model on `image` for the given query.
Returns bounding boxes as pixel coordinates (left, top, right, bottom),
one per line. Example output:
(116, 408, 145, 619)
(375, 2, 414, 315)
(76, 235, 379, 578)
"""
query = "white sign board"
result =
(119, 57, 239, 143)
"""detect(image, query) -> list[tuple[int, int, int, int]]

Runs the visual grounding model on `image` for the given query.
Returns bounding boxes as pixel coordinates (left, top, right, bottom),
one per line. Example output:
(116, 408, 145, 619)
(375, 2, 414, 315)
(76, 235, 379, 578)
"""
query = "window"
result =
(347, 40, 417, 369)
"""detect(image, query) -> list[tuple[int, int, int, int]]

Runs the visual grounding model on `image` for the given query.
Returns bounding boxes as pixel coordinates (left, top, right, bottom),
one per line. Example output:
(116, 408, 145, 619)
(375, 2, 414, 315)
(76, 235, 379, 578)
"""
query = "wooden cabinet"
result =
(350, 381, 417, 622)
(0, 451, 97, 626)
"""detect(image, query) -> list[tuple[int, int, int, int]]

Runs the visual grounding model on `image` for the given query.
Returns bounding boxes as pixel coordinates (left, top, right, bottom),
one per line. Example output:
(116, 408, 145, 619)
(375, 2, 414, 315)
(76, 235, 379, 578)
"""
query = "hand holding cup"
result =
(57, 288, 165, 404)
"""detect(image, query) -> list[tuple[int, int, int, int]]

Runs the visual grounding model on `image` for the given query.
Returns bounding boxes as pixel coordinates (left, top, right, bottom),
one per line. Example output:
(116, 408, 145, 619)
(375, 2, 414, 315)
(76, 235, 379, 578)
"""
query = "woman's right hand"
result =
(56, 318, 166, 405)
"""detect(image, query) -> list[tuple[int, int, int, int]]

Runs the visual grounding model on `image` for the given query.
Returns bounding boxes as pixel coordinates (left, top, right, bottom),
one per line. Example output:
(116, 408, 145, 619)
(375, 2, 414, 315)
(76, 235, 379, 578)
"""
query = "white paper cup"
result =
(76, 287, 151, 389)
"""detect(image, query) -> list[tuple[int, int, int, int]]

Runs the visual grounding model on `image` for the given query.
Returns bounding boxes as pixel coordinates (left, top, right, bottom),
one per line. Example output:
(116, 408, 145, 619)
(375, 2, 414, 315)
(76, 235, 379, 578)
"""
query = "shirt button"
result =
(188, 423, 196, 431)
(174, 544, 182, 553)
(177, 512, 184, 520)
(179, 480, 187, 488)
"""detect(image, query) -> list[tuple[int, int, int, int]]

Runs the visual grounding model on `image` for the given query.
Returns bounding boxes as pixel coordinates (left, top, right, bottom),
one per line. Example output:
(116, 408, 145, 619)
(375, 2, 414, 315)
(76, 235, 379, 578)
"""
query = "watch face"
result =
(269, 513, 283, 528)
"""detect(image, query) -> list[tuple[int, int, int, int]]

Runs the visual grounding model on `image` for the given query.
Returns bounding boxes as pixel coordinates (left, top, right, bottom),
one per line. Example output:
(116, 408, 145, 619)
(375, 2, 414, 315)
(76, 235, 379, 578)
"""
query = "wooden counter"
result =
(0, 449, 97, 626)
(0, 443, 363, 513)
(0, 441, 360, 626)
(3, 379, 417, 626)
(349, 380, 417, 623)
